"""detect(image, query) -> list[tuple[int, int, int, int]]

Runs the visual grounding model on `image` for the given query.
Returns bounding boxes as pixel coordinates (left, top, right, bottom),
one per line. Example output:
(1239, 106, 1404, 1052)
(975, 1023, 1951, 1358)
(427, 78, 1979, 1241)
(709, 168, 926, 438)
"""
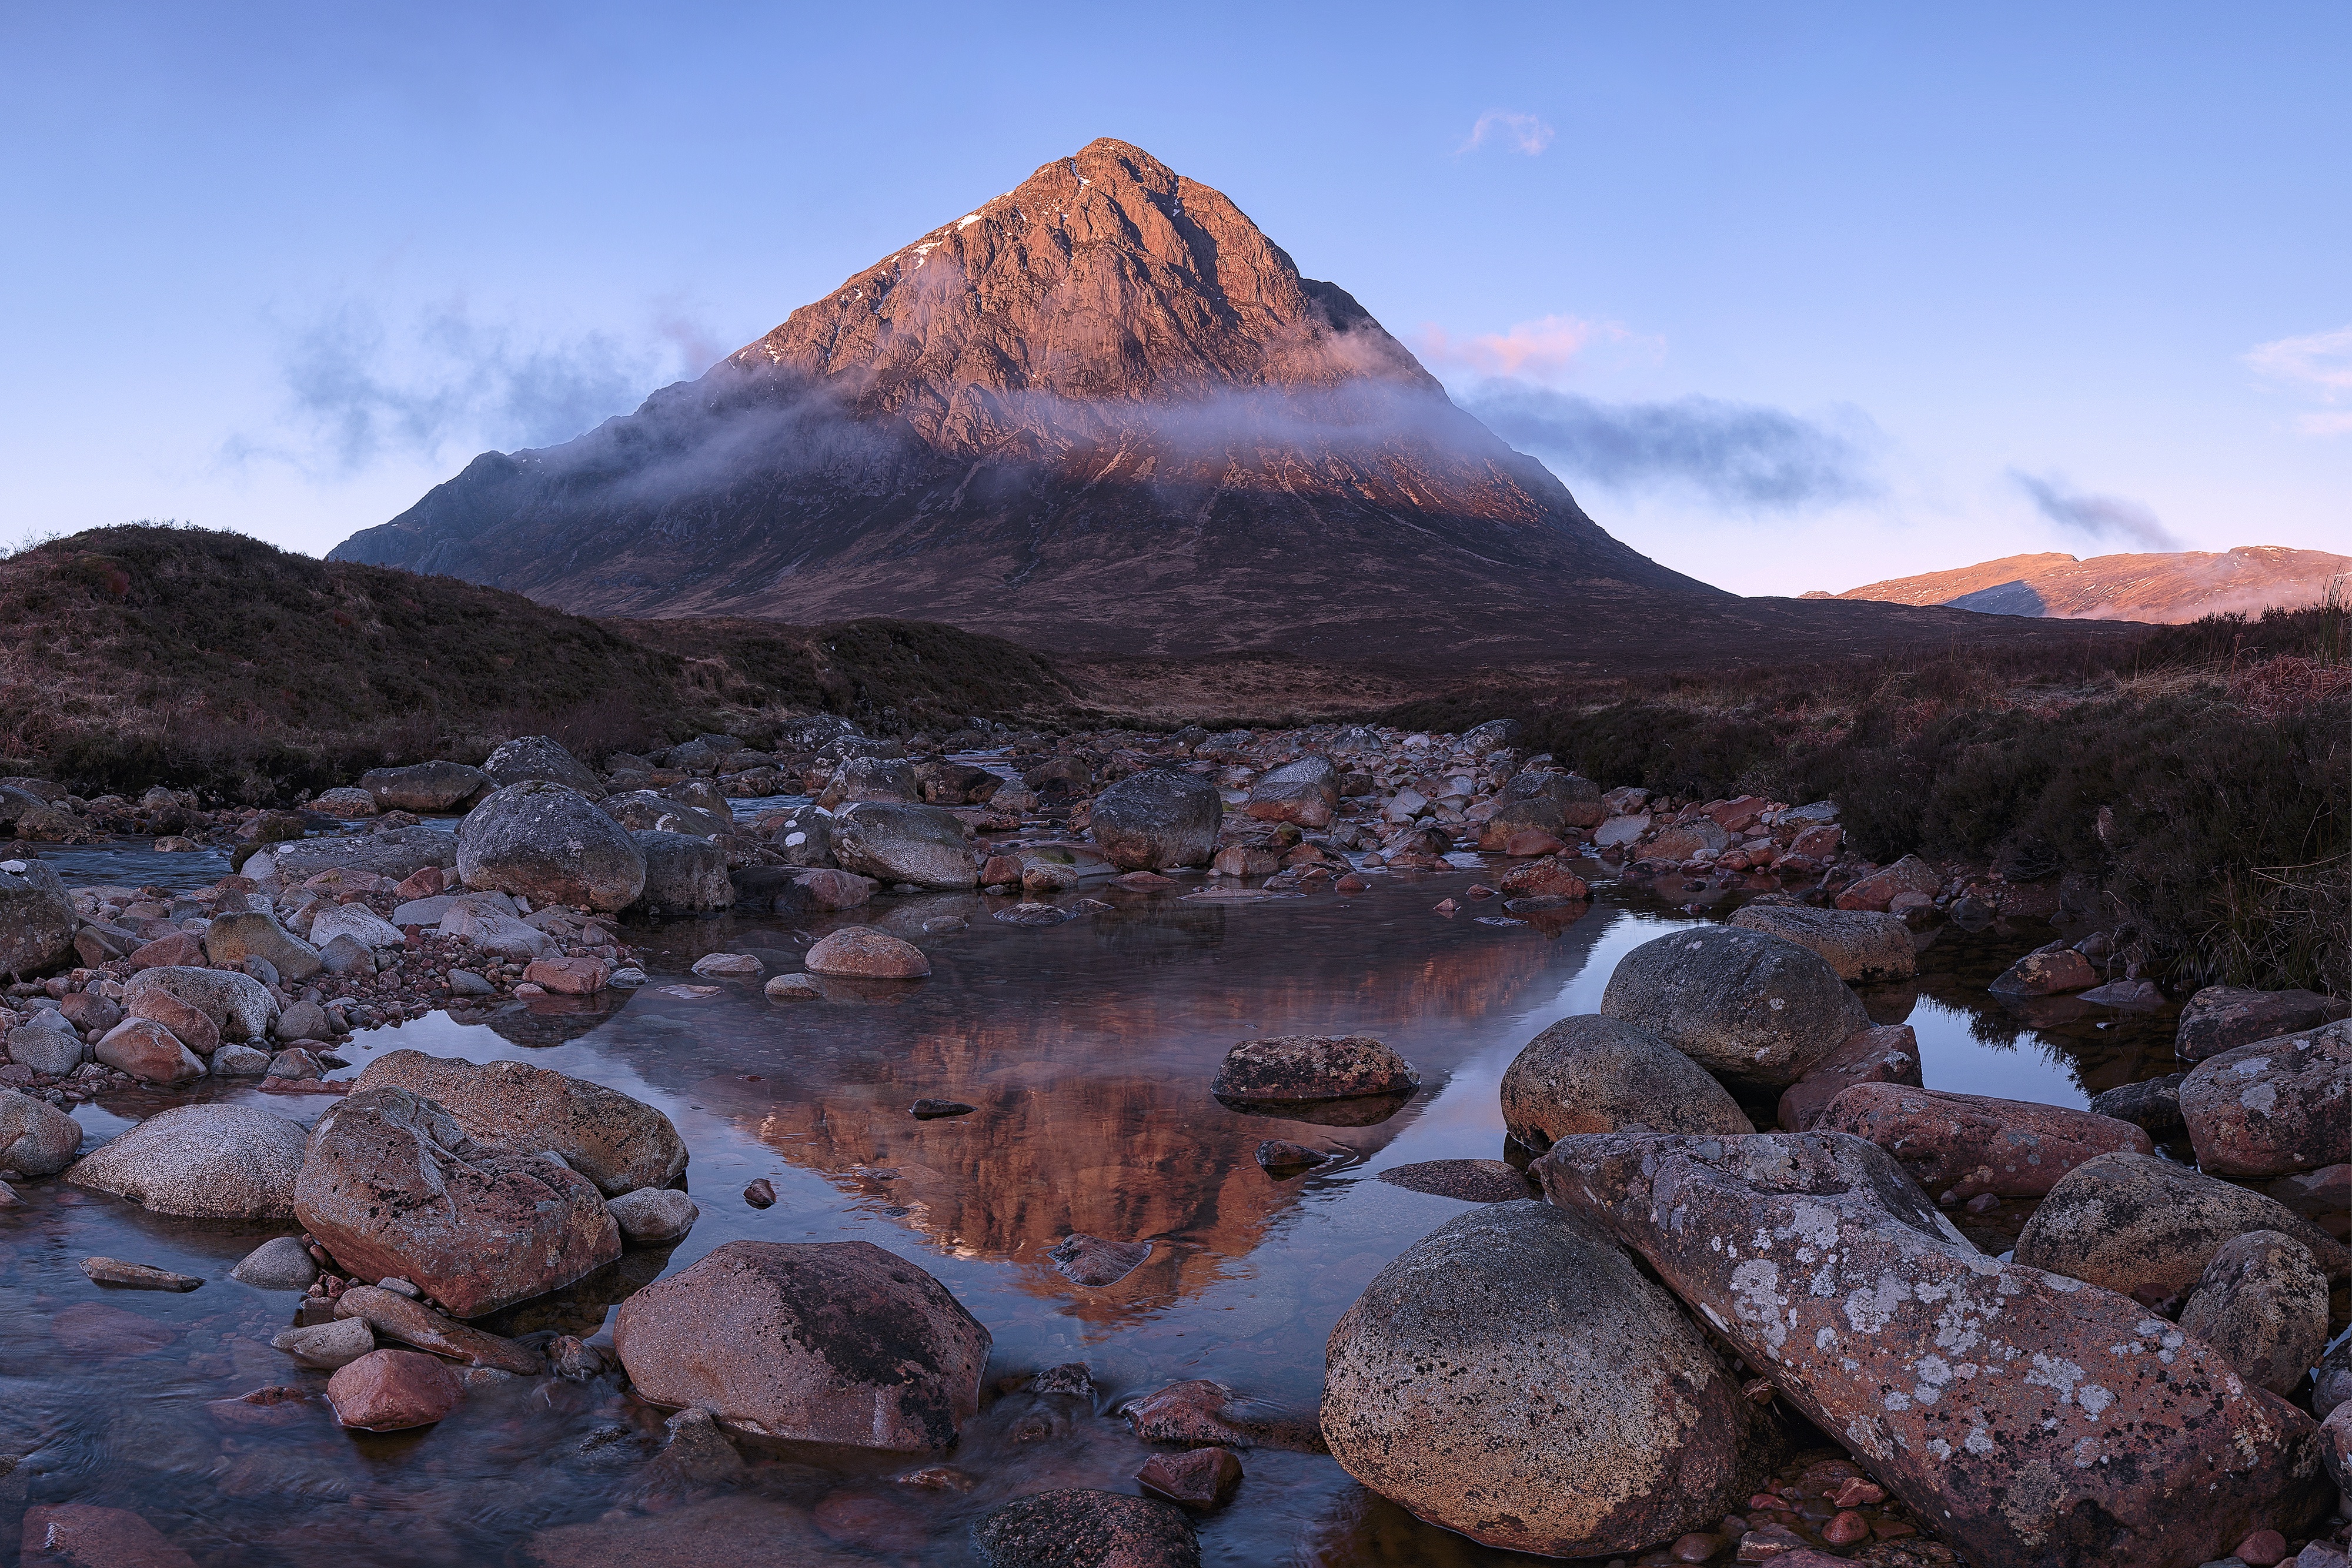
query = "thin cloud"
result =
(2009, 470, 2182, 552)
(2245, 323, 2352, 394)
(1462, 383, 1879, 511)
(1416, 315, 1619, 381)
(1459, 110, 1555, 156)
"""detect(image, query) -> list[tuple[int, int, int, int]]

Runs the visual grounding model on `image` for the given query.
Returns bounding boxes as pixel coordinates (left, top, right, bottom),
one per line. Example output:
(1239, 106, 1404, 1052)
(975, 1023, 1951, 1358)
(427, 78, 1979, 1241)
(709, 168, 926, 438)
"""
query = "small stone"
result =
(1136, 1446, 1243, 1511)
(804, 925, 930, 979)
(80, 1257, 202, 1291)
(206, 1384, 313, 1428)
(743, 1178, 777, 1208)
(1048, 1233, 1152, 1287)
(763, 972, 821, 1001)
(608, 1187, 699, 1245)
(326, 1348, 463, 1431)
(212, 1043, 271, 1075)
(1823, 1510, 1870, 1545)
(2236, 1531, 2288, 1567)
(910, 1098, 976, 1118)
(446, 969, 496, 997)
(233, 1236, 320, 1291)
(691, 951, 763, 978)
(1255, 1139, 1327, 1175)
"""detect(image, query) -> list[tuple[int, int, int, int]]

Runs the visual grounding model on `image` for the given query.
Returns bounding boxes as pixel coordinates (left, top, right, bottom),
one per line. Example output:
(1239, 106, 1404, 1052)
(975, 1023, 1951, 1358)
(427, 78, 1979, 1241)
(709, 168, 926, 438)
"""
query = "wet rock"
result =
(294, 1086, 621, 1317)
(457, 781, 646, 912)
(1254, 1139, 1327, 1176)
(522, 1496, 870, 1568)
(482, 735, 605, 798)
(764, 973, 820, 1001)
(910, 1098, 975, 1118)
(68, 1104, 307, 1218)
(1322, 1201, 1768, 1558)
(1729, 905, 1917, 983)
(608, 1187, 698, 1245)
(829, 803, 977, 888)
(2179, 1019, 2350, 1178)
(0, 857, 76, 978)
(691, 951, 763, 979)
(524, 955, 609, 995)
(1495, 855, 1589, 900)
(743, 1178, 777, 1208)
(1089, 768, 1222, 870)
(203, 911, 322, 981)
(123, 965, 277, 1041)
(1815, 1082, 2154, 1200)
(775, 867, 877, 911)
(359, 760, 493, 813)
(1375, 1159, 1535, 1202)
(1137, 1446, 1243, 1511)
(1601, 927, 1869, 1089)
(971, 1490, 1200, 1568)
(614, 1239, 990, 1450)
(2014, 1151, 2352, 1307)
(1537, 1131, 2332, 1568)
(272, 1002, 329, 1043)
(51, 1300, 175, 1358)
(212, 1043, 270, 1075)
(1833, 853, 1940, 912)
(7, 1015, 85, 1075)
(271, 1316, 376, 1370)
(2078, 978, 2161, 1007)
(327, 1348, 463, 1431)
(230, 1236, 319, 1290)
(349, 1052, 686, 1197)
(81, 1257, 202, 1290)
(1989, 947, 2099, 998)
(1499, 1015, 1751, 1151)
(1245, 755, 1338, 828)
(652, 1405, 748, 1485)
(995, 901, 1073, 927)
(1211, 1035, 1418, 1106)
(630, 830, 735, 910)
(2178, 986, 2352, 1063)
(804, 925, 931, 979)
(2176, 1231, 2330, 1396)
(332, 1284, 541, 1372)
(0, 1086, 83, 1175)
(2087, 1074, 2187, 1136)
(1048, 1233, 1152, 1286)
(19, 1504, 198, 1568)
(1775, 1024, 1923, 1133)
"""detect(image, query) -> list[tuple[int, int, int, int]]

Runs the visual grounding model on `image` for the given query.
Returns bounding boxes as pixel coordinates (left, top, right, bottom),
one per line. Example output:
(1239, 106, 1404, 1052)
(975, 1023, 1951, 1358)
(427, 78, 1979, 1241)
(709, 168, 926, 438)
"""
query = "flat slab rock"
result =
(1048, 1233, 1153, 1286)
(1813, 1081, 2153, 1199)
(1210, 1035, 1418, 1104)
(1374, 1159, 1535, 1202)
(349, 1048, 686, 1197)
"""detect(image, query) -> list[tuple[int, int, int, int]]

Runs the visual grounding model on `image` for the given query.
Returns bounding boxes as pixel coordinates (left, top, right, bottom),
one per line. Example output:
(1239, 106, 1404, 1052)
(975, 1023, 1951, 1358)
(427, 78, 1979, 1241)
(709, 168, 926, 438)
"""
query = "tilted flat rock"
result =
(1814, 1081, 2153, 1199)
(1776, 1024, 1922, 1132)
(359, 760, 492, 813)
(828, 802, 977, 889)
(1537, 1131, 2331, 1568)
(67, 1104, 308, 1219)
(350, 1050, 686, 1196)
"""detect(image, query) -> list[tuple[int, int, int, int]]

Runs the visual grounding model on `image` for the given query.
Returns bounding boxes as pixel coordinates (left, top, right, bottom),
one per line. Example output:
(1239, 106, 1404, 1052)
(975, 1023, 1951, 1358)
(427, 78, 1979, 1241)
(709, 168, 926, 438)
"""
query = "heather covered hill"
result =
(1809, 544, 2352, 621)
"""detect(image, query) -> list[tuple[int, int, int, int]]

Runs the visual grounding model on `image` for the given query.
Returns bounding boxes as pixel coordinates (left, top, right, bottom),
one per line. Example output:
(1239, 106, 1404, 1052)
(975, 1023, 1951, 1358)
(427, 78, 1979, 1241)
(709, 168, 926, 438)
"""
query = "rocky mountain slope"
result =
(1809, 545, 2351, 622)
(334, 138, 2097, 673)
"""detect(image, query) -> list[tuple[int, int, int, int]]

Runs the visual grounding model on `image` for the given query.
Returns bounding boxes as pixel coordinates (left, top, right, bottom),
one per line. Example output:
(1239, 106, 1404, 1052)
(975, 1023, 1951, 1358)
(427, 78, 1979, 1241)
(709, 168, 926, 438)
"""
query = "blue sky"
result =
(4, 3, 2346, 593)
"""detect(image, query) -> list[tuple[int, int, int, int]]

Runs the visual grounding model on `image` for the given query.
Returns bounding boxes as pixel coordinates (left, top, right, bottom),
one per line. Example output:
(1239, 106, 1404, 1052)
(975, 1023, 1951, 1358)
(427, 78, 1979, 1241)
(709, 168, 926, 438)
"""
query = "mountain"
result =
(1805, 546, 2352, 623)
(334, 137, 2128, 672)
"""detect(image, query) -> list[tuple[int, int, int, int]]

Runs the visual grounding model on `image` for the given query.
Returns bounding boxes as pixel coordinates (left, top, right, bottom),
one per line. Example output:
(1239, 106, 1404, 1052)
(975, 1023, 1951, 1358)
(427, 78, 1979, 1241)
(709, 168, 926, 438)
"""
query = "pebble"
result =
(743, 1178, 777, 1208)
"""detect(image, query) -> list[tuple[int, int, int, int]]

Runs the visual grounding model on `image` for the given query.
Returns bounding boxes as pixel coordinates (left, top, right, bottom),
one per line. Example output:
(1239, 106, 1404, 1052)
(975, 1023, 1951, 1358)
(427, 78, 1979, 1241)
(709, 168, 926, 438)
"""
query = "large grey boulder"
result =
(308, 903, 405, 951)
(0, 1087, 83, 1174)
(1498, 1015, 1750, 1151)
(1727, 904, 1916, 982)
(270, 825, 457, 883)
(1322, 1201, 1767, 1558)
(1089, 768, 1221, 870)
(630, 831, 734, 911)
(1600, 926, 1869, 1089)
(457, 781, 645, 912)
(1538, 1131, 2331, 1568)
(2176, 985, 2352, 1062)
(480, 735, 605, 799)
(817, 756, 920, 809)
(7, 1015, 85, 1076)
(2177, 1018, 2350, 1177)
(0, 857, 76, 979)
(830, 803, 975, 889)
(358, 761, 492, 813)
(1245, 755, 1338, 827)
(122, 965, 278, 1042)
(67, 1104, 309, 1218)
(600, 790, 733, 837)
(203, 910, 323, 981)
(760, 804, 834, 867)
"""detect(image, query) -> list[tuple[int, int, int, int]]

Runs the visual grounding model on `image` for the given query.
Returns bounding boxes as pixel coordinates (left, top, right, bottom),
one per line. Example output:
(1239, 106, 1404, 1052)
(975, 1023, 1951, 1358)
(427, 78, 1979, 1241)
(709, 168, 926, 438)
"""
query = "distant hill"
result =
(1805, 546, 2352, 622)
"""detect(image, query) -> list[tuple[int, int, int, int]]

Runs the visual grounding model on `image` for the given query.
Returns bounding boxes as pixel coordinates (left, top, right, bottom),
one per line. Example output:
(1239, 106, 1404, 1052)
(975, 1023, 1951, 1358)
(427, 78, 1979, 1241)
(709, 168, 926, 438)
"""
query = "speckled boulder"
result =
(2176, 1230, 2329, 1396)
(0, 1087, 83, 1175)
(1728, 904, 1916, 982)
(1211, 1035, 1418, 1106)
(358, 760, 493, 813)
(0, 857, 76, 979)
(122, 965, 278, 1042)
(1815, 1082, 2153, 1200)
(349, 1051, 686, 1196)
(1537, 1131, 2331, 1568)
(828, 803, 977, 890)
(804, 925, 931, 979)
(971, 1490, 1199, 1567)
(629, 830, 734, 911)
(614, 1239, 989, 1451)
(66, 1104, 308, 1219)
(457, 781, 646, 912)
(1322, 1201, 1768, 1557)
(1498, 1014, 1750, 1151)
(1600, 927, 1868, 1089)
(1089, 769, 1222, 870)
(480, 735, 605, 799)
(2176, 985, 2352, 1062)
(2178, 1019, 2350, 1177)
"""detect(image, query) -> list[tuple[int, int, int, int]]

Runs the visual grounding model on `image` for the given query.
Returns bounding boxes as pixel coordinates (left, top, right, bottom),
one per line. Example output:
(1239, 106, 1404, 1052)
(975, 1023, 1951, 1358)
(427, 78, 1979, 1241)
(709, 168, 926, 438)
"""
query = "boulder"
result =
(328, 1348, 463, 1432)
(1498, 1015, 1750, 1151)
(126, 931, 203, 969)
(1089, 769, 1222, 870)
(202, 911, 322, 981)
(349, 1051, 687, 1196)
(480, 735, 605, 798)
(523, 956, 607, 994)
(1137, 1447, 1244, 1512)
(1538, 1131, 2331, 1568)
(1461, 717, 1522, 754)
(804, 925, 931, 979)
(272, 1316, 376, 1370)
(67, 1104, 308, 1218)
(829, 803, 977, 889)
(608, 1188, 699, 1245)
(1776, 1024, 1923, 1132)
(970, 1491, 1199, 1568)
(270, 825, 457, 883)
(1989, 947, 2099, 998)
(293, 1086, 620, 1317)
(773, 867, 876, 912)
(93, 1018, 206, 1084)
(613, 1239, 990, 1450)
(2176, 1231, 2329, 1396)
(0, 1087, 83, 1175)
(309, 785, 379, 817)
(273, 1001, 330, 1044)
(630, 830, 734, 910)
(1729, 905, 1916, 983)
(2177, 985, 2352, 1063)
(1647, 817, 1730, 860)
(331, 1285, 540, 1372)
(359, 760, 492, 813)
(1245, 755, 1338, 828)
(600, 789, 731, 835)
(1833, 854, 1940, 912)
(1322, 1201, 1768, 1558)
(230, 1236, 320, 1290)
(123, 965, 277, 1042)
(2013, 1151, 2351, 1309)
(307, 902, 405, 951)
(1374, 1159, 1535, 1202)
(212, 1044, 271, 1075)
(0, 857, 76, 978)
(1815, 1082, 2154, 1201)
(2086, 1074, 2187, 1136)
(1494, 856, 1588, 900)
(916, 760, 1001, 806)
(1211, 1036, 1419, 1106)
(457, 781, 646, 912)
(1600, 927, 1869, 1089)
(817, 755, 920, 808)
(761, 804, 836, 867)
(8, 1017, 85, 1075)
(2178, 1019, 2350, 1177)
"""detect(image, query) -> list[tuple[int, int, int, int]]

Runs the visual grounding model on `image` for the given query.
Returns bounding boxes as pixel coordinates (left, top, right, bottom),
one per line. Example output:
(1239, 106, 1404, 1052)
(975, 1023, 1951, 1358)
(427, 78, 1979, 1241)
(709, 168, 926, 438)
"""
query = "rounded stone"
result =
(1601, 926, 1869, 1089)
(608, 1187, 699, 1246)
(457, 781, 646, 912)
(359, 760, 493, 813)
(1499, 1015, 1752, 1150)
(122, 965, 278, 1042)
(7, 1019, 86, 1076)
(0, 857, 76, 979)
(92, 1019, 206, 1085)
(2178, 1018, 2350, 1178)
(480, 735, 606, 799)
(1088, 768, 1222, 870)
(2175, 1229, 2329, 1396)
(804, 926, 930, 979)
(1322, 1201, 1765, 1557)
(0, 1087, 85, 1175)
(231, 1235, 321, 1291)
(328, 1348, 464, 1431)
(349, 1050, 686, 1197)
(66, 1104, 309, 1219)
(1211, 1035, 1418, 1105)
